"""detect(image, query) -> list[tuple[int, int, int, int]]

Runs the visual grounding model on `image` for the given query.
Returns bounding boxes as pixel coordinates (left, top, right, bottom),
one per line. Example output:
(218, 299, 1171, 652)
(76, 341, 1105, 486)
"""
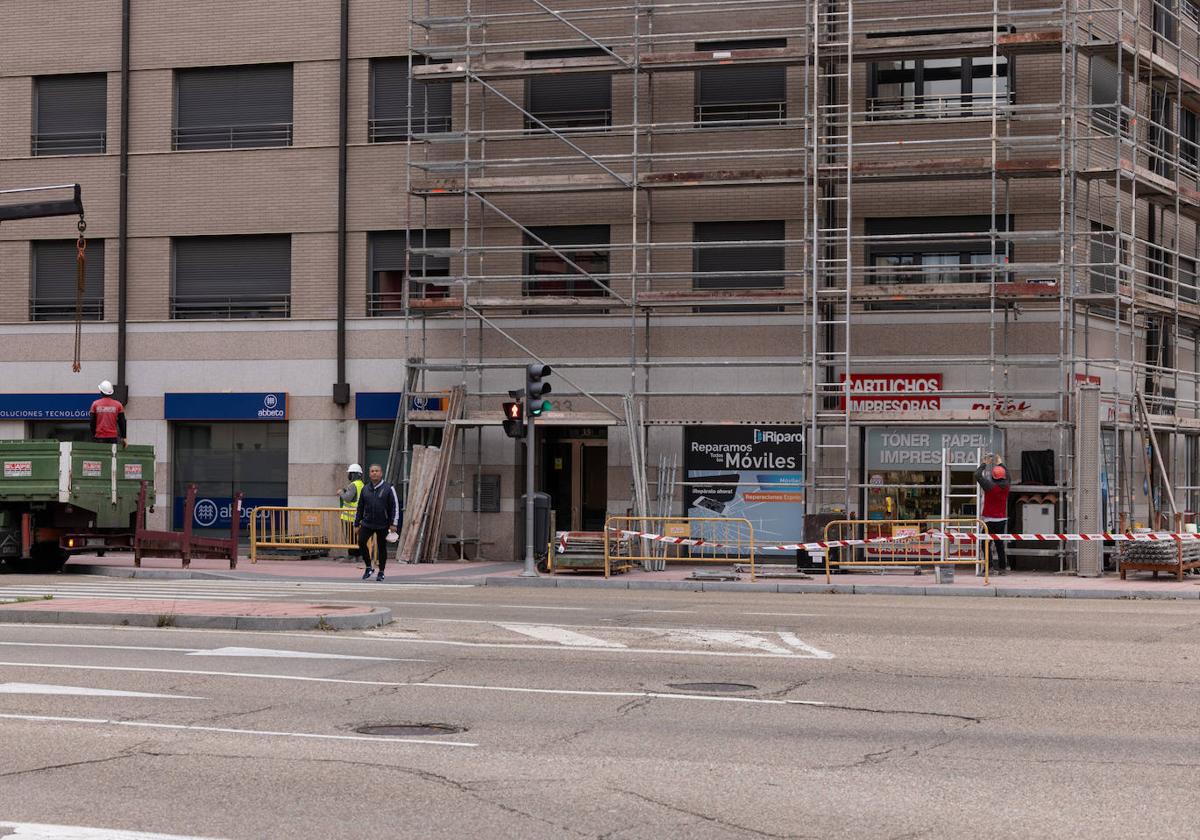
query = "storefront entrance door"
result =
(541, 427, 607, 531)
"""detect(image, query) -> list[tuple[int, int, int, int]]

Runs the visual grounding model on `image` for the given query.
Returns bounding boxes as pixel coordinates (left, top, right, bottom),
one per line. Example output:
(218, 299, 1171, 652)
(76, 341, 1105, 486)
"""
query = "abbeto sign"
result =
(0, 393, 94, 420)
(164, 392, 288, 421)
(174, 496, 288, 530)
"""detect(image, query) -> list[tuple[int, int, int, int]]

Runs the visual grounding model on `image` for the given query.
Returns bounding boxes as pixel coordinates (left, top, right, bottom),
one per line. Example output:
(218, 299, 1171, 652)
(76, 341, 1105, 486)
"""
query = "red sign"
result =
(841, 374, 943, 411)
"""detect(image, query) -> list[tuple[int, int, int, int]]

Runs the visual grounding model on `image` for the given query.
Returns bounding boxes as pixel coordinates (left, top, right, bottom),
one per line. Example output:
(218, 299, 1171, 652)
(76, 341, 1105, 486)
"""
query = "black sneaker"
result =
(376, 572, 386, 582)
(361, 568, 373, 580)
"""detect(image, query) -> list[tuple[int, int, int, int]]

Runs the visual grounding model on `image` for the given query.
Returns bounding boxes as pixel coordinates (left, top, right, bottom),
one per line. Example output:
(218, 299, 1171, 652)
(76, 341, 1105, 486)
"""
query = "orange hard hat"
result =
(991, 465, 1007, 480)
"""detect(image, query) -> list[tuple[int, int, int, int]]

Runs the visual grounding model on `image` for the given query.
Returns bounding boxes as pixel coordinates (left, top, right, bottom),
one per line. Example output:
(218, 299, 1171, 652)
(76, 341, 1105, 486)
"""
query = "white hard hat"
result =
(347, 463, 363, 474)
(98, 380, 114, 396)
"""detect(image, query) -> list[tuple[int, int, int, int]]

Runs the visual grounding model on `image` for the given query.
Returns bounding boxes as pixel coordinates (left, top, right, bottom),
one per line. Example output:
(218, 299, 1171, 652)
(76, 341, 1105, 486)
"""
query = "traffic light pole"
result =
(521, 406, 538, 577)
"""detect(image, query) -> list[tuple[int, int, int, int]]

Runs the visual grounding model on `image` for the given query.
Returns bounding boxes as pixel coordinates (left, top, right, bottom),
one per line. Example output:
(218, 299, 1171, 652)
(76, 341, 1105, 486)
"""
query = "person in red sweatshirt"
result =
(89, 380, 127, 447)
(975, 453, 1011, 574)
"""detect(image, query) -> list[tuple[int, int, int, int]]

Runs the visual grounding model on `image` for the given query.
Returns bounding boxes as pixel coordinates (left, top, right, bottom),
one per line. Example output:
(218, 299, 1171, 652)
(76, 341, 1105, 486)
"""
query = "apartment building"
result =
(1, 1, 1197, 567)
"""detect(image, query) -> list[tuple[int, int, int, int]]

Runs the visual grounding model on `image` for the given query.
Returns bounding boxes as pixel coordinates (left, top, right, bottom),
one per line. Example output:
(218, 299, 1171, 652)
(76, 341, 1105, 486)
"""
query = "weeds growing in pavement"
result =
(156, 614, 176, 627)
(316, 616, 337, 632)
(9, 595, 53, 603)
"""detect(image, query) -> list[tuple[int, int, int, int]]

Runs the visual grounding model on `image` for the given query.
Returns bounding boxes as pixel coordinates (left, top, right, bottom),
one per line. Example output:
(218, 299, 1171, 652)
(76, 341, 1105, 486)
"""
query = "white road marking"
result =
(666, 630, 796, 656)
(372, 636, 820, 658)
(0, 712, 478, 747)
(498, 623, 627, 648)
(0, 662, 825, 708)
(744, 612, 821, 617)
(778, 632, 837, 659)
(186, 646, 395, 661)
(0, 682, 202, 699)
(0, 822, 225, 840)
(0, 641, 427, 662)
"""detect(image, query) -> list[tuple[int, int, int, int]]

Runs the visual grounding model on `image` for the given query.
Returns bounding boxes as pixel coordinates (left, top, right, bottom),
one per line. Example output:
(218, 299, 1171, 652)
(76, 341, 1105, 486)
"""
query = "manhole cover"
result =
(355, 723, 467, 737)
(667, 682, 757, 693)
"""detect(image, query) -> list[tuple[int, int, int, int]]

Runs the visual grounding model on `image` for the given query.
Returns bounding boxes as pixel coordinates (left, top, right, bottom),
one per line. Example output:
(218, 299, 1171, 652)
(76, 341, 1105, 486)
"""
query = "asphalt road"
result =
(0, 577, 1198, 839)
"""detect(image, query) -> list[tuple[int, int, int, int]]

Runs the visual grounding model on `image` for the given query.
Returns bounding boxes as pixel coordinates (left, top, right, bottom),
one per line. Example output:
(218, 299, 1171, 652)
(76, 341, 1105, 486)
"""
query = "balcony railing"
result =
(695, 102, 786, 127)
(369, 115, 452, 142)
(171, 294, 291, 320)
(172, 122, 293, 151)
(525, 109, 612, 132)
(31, 130, 107, 156)
(29, 298, 104, 321)
(867, 91, 1015, 120)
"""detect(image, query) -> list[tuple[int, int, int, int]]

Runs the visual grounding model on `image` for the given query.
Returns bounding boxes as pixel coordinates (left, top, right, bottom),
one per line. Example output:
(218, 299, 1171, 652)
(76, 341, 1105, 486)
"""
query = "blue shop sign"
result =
(355, 392, 447, 420)
(164, 392, 288, 421)
(0, 393, 94, 420)
(174, 495, 288, 530)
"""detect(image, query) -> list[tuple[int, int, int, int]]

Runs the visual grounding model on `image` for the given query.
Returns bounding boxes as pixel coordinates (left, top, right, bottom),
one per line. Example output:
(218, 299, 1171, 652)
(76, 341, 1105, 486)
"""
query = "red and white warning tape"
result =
(606, 527, 1200, 554)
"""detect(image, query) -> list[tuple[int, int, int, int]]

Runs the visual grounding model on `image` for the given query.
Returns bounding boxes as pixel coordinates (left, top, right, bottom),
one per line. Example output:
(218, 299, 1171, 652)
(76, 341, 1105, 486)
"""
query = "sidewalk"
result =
(57, 551, 1200, 599)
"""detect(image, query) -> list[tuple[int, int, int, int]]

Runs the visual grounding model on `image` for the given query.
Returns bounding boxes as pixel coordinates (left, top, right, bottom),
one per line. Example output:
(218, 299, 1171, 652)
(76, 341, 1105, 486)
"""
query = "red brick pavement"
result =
(0, 598, 373, 617)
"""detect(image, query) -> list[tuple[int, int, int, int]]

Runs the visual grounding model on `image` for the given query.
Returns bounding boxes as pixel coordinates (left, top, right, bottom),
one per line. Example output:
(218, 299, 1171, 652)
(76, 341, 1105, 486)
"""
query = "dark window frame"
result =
(523, 48, 613, 131)
(523, 224, 612, 312)
(369, 56, 453, 142)
(867, 55, 1013, 120)
(692, 220, 786, 312)
(30, 239, 105, 322)
(32, 73, 107, 156)
(693, 38, 788, 127)
(173, 64, 294, 151)
(368, 229, 452, 316)
(171, 234, 292, 320)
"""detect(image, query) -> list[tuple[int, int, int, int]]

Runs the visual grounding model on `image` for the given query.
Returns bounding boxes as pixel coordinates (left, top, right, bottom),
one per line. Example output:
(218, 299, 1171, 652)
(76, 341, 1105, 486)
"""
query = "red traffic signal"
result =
(502, 401, 523, 421)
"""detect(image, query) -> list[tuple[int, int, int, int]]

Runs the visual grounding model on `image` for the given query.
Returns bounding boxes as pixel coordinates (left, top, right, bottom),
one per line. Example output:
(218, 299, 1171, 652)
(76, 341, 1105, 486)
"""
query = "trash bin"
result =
(516, 492, 552, 562)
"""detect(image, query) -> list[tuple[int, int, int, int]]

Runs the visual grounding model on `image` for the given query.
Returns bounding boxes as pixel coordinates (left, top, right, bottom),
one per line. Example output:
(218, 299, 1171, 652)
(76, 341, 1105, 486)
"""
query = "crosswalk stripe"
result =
(497, 623, 628, 648)
(666, 629, 796, 656)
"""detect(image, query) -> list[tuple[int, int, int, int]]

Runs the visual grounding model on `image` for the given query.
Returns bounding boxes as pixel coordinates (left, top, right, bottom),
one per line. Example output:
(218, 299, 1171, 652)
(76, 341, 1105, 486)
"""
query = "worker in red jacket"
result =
(89, 380, 127, 447)
(975, 454, 1011, 575)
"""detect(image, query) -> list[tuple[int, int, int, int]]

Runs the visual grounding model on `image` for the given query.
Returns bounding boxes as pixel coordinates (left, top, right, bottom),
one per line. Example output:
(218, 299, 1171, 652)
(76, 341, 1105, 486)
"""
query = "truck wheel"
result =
(29, 541, 68, 574)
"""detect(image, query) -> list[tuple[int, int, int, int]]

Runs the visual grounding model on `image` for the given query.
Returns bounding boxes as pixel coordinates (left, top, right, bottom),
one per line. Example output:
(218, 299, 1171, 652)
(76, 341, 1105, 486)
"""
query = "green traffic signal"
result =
(530, 399, 552, 417)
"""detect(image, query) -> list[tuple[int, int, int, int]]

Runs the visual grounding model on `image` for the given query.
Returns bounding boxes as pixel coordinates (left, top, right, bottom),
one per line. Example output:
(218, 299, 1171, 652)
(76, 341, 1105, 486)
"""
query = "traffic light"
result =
(526, 363, 553, 417)
(501, 400, 525, 439)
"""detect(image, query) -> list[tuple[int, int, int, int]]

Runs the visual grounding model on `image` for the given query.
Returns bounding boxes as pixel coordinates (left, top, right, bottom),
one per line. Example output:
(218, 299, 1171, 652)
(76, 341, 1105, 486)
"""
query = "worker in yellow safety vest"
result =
(339, 464, 365, 556)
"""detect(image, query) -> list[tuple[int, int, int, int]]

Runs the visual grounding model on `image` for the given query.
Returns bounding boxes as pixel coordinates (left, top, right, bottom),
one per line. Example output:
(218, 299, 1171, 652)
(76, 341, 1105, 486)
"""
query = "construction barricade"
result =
(820, 518, 991, 584)
(249, 506, 358, 563)
(604, 516, 756, 581)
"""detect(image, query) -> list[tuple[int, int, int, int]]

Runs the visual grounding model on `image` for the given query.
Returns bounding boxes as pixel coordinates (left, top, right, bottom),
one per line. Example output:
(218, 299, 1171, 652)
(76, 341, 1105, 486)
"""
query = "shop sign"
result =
(354, 392, 449, 420)
(3, 461, 32, 478)
(0, 393, 93, 420)
(174, 496, 288, 530)
(164, 393, 288, 422)
(841, 374, 942, 411)
(684, 426, 805, 553)
(865, 426, 1004, 471)
(81, 460, 103, 478)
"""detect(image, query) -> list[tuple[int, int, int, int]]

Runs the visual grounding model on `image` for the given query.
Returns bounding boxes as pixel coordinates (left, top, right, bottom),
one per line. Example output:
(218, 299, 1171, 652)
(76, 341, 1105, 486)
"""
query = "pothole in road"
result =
(355, 723, 468, 737)
(667, 682, 758, 693)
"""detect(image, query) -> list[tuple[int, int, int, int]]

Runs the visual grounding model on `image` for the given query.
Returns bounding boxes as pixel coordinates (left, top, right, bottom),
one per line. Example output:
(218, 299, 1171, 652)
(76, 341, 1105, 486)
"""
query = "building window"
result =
(525, 49, 612, 130)
(1155, 0, 1179, 45)
(865, 216, 1011, 298)
(1181, 256, 1198, 303)
(1090, 222, 1121, 296)
(868, 56, 1010, 119)
(1182, 108, 1199, 180)
(172, 235, 291, 319)
(174, 64, 293, 150)
(369, 58, 452, 141)
(1150, 90, 1175, 178)
(693, 220, 785, 290)
(524, 225, 611, 308)
(694, 39, 787, 126)
(32, 74, 107, 156)
(30, 239, 104, 321)
(1147, 243, 1173, 296)
(369, 229, 451, 315)
(1090, 56, 1126, 134)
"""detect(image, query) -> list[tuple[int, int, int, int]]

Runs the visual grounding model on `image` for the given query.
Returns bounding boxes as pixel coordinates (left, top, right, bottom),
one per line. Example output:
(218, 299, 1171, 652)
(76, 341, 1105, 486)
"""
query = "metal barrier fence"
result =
(249, 506, 358, 563)
(604, 516, 756, 581)
(821, 518, 991, 584)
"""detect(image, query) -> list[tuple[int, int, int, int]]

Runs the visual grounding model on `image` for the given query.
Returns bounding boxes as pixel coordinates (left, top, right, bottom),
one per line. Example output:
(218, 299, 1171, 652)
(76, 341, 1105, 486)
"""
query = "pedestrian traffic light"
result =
(501, 400, 525, 439)
(526, 363, 553, 417)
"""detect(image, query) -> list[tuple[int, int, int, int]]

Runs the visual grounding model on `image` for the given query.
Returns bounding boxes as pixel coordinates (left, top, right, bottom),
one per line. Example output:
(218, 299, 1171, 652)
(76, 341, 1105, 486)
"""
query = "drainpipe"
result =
(115, 0, 130, 405)
(333, 0, 351, 405)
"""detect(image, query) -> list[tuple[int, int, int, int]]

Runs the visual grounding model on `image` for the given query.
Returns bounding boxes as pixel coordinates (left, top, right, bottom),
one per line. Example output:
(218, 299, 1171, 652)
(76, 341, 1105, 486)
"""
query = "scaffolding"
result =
(393, 0, 1200, 563)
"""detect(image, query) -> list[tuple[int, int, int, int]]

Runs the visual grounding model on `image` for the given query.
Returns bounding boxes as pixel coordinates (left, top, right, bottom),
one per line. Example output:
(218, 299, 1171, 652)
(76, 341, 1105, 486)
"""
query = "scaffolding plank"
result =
(853, 30, 1063, 61)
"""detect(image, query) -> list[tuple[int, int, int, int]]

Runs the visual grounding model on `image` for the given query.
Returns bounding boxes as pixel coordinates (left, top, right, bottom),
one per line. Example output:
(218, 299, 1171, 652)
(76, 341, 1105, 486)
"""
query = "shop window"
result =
(28, 420, 91, 442)
(369, 57, 452, 141)
(172, 234, 291, 319)
(33, 73, 107, 156)
(524, 225, 611, 311)
(525, 48, 612, 130)
(174, 64, 293, 150)
(868, 56, 1010, 120)
(369, 229, 451, 315)
(361, 422, 443, 482)
(865, 215, 1011, 308)
(694, 39, 787, 126)
(31, 239, 104, 322)
(172, 422, 289, 536)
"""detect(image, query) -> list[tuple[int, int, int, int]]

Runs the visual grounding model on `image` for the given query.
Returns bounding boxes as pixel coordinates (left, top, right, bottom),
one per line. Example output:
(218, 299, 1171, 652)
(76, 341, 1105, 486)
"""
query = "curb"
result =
(0, 605, 392, 631)
(483, 576, 1200, 600)
(66, 564, 490, 586)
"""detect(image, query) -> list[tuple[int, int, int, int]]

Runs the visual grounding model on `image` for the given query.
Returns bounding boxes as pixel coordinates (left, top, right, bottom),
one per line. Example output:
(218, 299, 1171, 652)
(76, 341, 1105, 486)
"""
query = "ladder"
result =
(808, 0, 854, 516)
(940, 448, 984, 573)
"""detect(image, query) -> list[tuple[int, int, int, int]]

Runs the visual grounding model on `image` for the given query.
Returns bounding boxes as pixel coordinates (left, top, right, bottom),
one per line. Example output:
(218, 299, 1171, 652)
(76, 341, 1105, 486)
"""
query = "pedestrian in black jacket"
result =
(353, 464, 400, 581)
